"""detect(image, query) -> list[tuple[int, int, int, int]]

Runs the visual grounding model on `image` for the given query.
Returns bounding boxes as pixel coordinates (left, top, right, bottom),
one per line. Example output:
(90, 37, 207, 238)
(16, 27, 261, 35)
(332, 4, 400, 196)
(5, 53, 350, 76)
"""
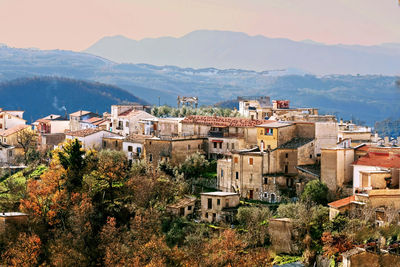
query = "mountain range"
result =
(0, 77, 145, 122)
(85, 30, 400, 76)
(0, 44, 398, 125)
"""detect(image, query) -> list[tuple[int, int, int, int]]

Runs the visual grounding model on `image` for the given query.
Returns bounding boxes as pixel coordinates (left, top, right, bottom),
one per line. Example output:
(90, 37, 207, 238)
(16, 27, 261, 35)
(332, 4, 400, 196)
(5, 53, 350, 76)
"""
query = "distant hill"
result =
(85, 30, 400, 75)
(0, 45, 399, 125)
(0, 77, 146, 122)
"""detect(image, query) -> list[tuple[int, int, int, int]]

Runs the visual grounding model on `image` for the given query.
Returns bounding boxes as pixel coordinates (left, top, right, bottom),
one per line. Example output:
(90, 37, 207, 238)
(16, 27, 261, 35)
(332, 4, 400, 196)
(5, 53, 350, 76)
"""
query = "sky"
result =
(0, 0, 399, 51)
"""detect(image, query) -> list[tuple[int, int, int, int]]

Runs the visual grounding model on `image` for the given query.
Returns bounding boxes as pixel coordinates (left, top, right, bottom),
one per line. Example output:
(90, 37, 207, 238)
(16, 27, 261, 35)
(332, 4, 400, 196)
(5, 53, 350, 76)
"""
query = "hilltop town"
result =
(1, 96, 399, 266)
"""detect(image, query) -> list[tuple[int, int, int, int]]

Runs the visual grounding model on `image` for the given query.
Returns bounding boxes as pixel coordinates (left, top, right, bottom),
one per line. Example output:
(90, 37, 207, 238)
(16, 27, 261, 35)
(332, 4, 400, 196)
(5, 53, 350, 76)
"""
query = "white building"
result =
(66, 128, 122, 149)
(0, 108, 26, 131)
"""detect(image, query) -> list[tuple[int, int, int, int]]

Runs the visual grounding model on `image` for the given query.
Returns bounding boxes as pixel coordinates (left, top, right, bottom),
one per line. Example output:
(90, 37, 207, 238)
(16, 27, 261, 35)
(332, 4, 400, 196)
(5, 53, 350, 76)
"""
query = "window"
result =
(188, 144, 191, 150)
(8, 150, 12, 157)
(0, 123, 2, 129)
(285, 153, 288, 158)
(188, 206, 192, 211)
(205, 212, 208, 218)
(264, 177, 268, 184)
(235, 172, 239, 180)
(137, 147, 142, 154)
(250, 173, 253, 182)
(227, 143, 229, 149)
(208, 198, 212, 209)
(126, 121, 129, 127)
(219, 142, 222, 149)
(309, 154, 313, 159)
(232, 143, 235, 150)
(225, 199, 229, 207)
(149, 154, 153, 162)
(128, 146, 133, 152)
(270, 193, 276, 203)
(285, 165, 288, 174)
(221, 169, 224, 178)
(198, 144, 201, 149)
(249, 158, 253, 165)
(217, 199, 220, 205)
(213, 142, 217, 148)
(115, 140, 118, 148)
(234, 157, 238, 164)
(103, 141, 107, 148)
(264, 192, 268, 198)
(265, 128, 273, 135)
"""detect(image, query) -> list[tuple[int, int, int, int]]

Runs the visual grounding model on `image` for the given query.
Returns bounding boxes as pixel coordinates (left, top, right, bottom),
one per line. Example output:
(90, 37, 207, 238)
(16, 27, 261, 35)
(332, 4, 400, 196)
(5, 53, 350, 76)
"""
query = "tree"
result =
(58, 139, 89, 193)
(16, 129, 37, 164)
(236, 206, 272, 247)
(301, 180, 329, 205)
(1, 232, 42, 267)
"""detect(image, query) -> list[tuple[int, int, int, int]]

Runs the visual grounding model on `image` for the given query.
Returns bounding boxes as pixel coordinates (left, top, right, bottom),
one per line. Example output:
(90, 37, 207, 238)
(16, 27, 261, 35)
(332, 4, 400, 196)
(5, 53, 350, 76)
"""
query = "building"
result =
(0, 212, 28, 233)
(181, 115, 271, 159)
(65, 128, 121, 149)
(217, 137, 316, 201)
(69, 110, 99, 131)
(166, 196, 197, 217)
(342, 247, 400, 267)
(33, 114, 69, 134)
(0, 108, 26, 131)
(321, 139, 355, 197)
(338, 120, 373, 145)
(0, 143, 15, 165)
(110, 105, 155, 136)
(0, 124, 32, 147)
(144, 136, 206, 167)
(80, 117, 108, 130)
(200, 192, 240, 223)
(102, 136, 124, 151)
(123, 135, 147, 164)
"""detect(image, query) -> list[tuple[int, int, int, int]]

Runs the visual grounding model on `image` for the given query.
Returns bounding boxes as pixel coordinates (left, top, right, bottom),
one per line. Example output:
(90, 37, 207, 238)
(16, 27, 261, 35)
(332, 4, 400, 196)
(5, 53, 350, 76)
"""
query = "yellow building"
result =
(256, 122, 295, 150)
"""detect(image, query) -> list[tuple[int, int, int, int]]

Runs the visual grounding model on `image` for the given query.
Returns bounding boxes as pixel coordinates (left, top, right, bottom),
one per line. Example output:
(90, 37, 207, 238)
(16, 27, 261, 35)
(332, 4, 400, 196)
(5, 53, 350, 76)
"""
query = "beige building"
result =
(0, 108, 26, 131)
(321, 139, 355, 197)
(144, 136, 206, 167)
(217, 137, 316, 201)
(109, 105, 155, 136)
(200, 192, 239, 223)
(166, 196, 197, 217)
(69, 110, 99, 131)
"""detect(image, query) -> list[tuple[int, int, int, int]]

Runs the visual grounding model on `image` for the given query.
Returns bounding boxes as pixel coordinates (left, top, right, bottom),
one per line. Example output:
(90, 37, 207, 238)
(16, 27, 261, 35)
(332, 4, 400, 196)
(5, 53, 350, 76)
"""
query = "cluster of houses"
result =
(0, 96, 399, 226)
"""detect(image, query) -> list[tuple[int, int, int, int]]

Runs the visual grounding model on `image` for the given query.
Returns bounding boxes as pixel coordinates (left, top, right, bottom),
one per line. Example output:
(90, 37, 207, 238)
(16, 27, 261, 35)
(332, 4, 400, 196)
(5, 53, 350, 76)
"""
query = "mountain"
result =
(85, 30, 400, 75)
(0, 77, 146, 122)
(0, 45, 399, 125)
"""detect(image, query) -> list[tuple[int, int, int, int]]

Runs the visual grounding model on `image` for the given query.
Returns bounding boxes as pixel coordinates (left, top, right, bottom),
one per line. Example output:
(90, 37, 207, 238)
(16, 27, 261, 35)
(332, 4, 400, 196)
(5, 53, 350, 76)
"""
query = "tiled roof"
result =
(124, 134, 150, 143)
(65, 128, 102, 137)
(0, 125, 30, 137)
(83, 117, 104, 124)
(181, 115, 273, 128)
(276, 137, 314, 149)
(328, 195, 355, 209)
(353, 152, 400, 168)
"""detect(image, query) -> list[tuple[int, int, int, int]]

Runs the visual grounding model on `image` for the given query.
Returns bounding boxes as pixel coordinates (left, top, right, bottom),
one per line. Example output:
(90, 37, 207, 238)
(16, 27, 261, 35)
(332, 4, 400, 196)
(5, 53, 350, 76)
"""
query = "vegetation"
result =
(151, 105, 240, 118)
(301, 180, 329, 205)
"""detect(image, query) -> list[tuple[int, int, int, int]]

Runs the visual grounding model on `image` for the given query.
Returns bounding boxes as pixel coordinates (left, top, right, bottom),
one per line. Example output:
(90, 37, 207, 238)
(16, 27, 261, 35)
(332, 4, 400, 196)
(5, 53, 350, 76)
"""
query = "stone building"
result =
(102, 136, 124, 151)
(200, 192, 239, 223)
(166, 196, 197, 217)
(321, 139, 355, 197)
(144, 136, 206, 167)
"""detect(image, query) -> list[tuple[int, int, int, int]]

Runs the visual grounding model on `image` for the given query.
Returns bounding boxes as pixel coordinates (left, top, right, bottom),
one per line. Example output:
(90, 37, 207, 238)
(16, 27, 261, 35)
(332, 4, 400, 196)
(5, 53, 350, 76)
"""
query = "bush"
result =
(301, 180, 329, 205)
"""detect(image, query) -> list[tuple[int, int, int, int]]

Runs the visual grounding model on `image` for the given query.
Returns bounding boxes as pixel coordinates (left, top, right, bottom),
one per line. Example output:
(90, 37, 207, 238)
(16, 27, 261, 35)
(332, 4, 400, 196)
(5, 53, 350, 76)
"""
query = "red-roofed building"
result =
(353, 149, 400, 193)
(110, 105, 155, 136)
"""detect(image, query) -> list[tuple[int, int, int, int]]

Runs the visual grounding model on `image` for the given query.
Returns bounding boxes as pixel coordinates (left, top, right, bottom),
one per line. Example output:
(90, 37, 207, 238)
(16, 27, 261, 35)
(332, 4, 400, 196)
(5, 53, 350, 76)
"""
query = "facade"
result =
(34, 114, 69, 134)
(217, 137, 316, 201)
(110, 105, 155, 136)
(144, 136, 206, 167)
(102, 136, 124, 151)
(0, 143, 15, 165)
(123, 135, 146, 163)
(0, 125, 32, 147)
(65, 129, 122, 149)
(321, 139, 355, 197)
(200, 192, 240, 223)
(0, 108, 26, 131)
(69, 110, 99, 131)
(166, 196, 197, 217)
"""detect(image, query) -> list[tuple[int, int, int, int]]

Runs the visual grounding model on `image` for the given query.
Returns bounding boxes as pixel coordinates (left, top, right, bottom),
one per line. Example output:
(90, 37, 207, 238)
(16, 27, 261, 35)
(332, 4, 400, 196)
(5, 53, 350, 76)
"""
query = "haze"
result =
(0, 0, 399, 51)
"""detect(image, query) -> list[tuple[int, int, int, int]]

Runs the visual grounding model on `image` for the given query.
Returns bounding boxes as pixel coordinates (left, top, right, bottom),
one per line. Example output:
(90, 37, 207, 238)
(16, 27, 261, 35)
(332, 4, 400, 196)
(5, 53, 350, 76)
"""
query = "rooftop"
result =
(200, 192, 239, 196)
(353, 152, 400, 168)
(257, 121, 293, 128)
(0, 125, 31, 137)
(276, 137, 314, 149)
(69, 110, 92, 117)
(328, 195, 355, 209)
(66, 128, 102, 137)
(124, 134, 150, 143)
(181, 115, 273, 128)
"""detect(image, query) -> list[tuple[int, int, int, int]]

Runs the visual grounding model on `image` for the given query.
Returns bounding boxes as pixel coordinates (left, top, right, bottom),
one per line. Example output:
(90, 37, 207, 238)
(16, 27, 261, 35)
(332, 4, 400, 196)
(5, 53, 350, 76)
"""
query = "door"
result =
(249, 190, 254, 199)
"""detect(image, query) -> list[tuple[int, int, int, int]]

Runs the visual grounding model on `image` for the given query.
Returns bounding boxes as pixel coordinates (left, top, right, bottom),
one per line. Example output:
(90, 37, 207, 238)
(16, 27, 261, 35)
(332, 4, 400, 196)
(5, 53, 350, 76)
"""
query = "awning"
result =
(212, 140, 223, 143)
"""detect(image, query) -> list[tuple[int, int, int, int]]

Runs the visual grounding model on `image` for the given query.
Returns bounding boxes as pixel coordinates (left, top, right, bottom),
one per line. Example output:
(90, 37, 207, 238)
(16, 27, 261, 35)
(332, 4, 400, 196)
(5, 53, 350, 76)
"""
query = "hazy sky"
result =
(0, 0, 399, 51)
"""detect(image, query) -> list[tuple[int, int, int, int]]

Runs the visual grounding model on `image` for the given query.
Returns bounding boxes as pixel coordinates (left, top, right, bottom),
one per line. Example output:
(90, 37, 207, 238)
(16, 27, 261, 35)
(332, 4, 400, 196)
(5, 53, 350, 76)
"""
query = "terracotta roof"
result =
(83, 117, 104, 124)
(353, 152, 400, 168)
(0, 125, 30, 137)
(65, 128, 102, 137)
(181, 115, 274, 128)
(355, 144, 370, 152)
(92, 119, 108, 126)
(328, 195, 355, 209)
